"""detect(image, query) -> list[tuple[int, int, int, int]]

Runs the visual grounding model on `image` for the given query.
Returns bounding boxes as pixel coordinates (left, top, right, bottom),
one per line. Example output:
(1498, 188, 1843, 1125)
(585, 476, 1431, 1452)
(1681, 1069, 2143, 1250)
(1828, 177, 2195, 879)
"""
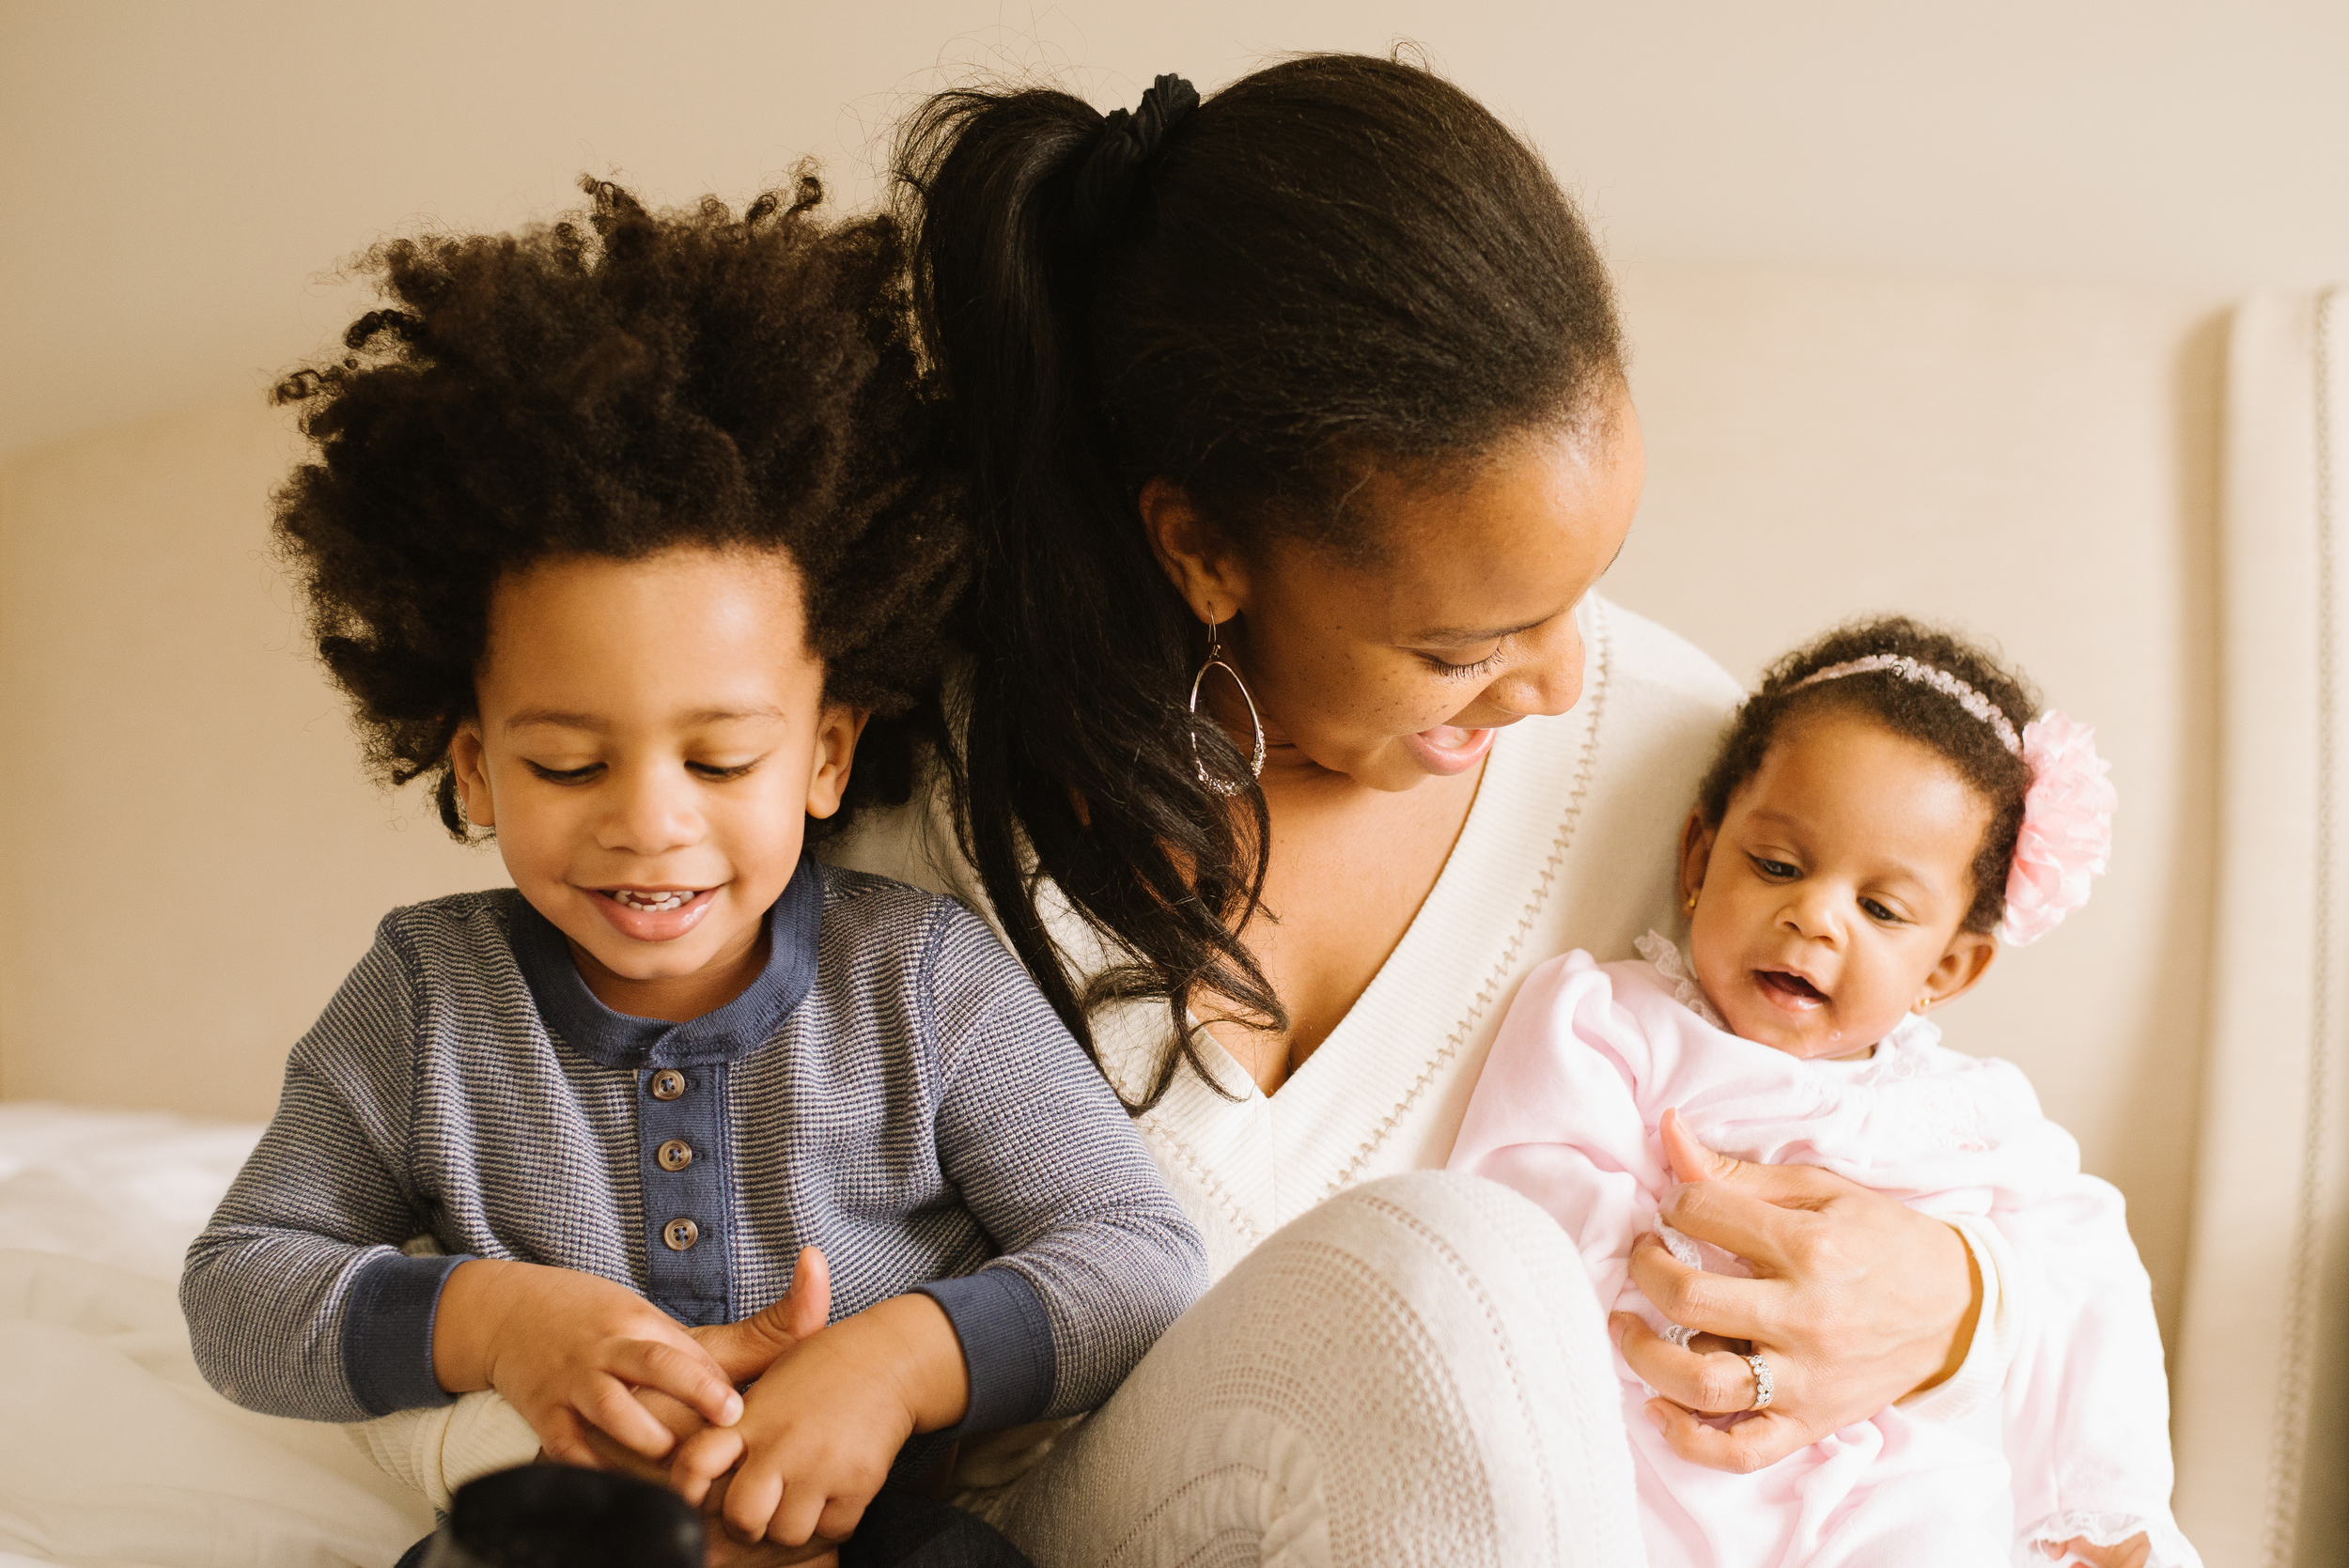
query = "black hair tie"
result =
(1072, 72, 1199, 243)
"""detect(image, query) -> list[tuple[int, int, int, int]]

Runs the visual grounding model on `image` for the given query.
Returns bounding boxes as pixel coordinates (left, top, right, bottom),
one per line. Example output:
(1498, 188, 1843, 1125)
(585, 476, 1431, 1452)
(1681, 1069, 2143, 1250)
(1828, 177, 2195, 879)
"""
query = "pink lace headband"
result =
(1789, 654, 2116, 945)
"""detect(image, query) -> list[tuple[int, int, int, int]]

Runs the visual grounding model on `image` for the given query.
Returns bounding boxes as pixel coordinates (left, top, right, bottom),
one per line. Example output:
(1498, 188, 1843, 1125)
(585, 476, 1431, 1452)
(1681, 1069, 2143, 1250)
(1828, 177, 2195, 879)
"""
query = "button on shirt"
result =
(180, 855, 1206, 1476)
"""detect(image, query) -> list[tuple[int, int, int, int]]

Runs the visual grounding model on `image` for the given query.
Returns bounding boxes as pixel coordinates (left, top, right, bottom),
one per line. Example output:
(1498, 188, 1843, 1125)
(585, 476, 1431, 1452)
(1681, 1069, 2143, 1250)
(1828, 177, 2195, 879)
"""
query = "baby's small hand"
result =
(671, 1292, 966, 1548)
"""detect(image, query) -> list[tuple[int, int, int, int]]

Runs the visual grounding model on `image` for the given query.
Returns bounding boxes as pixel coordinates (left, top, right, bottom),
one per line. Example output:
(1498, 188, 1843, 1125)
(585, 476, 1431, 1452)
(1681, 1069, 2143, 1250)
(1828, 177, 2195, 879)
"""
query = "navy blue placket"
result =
(506, 854, 826, 1327)
(633, 1060, 732, 1325)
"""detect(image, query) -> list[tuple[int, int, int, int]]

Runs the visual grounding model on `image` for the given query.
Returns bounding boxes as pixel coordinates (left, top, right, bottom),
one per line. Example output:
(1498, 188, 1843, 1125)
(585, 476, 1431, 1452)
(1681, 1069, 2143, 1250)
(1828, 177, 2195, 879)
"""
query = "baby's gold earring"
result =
(1915, 991, 1934, 1013)
(1684, 890, 1699, 914)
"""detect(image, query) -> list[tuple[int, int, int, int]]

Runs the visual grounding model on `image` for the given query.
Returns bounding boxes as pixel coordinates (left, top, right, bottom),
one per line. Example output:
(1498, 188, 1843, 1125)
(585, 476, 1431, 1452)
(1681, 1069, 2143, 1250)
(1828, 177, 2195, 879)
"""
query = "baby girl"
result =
(1450, 616, 2199, 1568)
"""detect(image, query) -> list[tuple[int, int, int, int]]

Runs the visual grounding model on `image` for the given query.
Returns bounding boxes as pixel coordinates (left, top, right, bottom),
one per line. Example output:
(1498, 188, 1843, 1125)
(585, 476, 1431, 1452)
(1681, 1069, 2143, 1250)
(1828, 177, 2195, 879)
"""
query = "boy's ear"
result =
(1922, 928, 1998, 1009)
(1139, 477, 1252, 628)
(1677, 809, 1716, 908)
(448, 721, 496, 830)
(804, 705, 872, 820)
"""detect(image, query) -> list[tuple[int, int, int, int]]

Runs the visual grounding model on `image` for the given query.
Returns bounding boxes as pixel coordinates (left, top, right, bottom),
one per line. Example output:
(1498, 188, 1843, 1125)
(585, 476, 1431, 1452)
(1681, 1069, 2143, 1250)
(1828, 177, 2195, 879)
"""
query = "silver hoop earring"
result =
(1189, 614, 1266, 794)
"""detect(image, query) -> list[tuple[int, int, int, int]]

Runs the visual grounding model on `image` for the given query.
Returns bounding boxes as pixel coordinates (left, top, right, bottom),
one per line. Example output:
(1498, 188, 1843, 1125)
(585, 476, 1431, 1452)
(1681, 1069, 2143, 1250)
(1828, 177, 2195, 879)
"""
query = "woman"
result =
(826, 52, 2002, 1566)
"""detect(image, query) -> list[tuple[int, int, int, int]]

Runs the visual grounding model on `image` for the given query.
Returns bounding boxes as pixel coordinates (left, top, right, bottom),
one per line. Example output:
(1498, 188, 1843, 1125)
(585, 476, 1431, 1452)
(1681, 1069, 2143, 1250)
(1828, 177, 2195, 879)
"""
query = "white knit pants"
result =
(964, 1172, 1643, 1568)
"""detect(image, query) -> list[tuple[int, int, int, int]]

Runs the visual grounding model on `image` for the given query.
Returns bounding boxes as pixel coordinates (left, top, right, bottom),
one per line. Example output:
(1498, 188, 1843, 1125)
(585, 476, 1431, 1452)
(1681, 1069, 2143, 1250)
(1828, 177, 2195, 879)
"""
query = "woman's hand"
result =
(1612, 1110, 1982, 1472)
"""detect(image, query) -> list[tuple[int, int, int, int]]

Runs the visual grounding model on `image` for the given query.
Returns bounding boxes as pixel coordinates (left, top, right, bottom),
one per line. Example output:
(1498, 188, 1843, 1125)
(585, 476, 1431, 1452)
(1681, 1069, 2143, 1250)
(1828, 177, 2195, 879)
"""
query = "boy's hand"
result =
(432, 1258, 743, 1467)
(692, 1247, 832, 1383)
(569, 1247, 837, 1474)
(670, 1292, 970, 1548)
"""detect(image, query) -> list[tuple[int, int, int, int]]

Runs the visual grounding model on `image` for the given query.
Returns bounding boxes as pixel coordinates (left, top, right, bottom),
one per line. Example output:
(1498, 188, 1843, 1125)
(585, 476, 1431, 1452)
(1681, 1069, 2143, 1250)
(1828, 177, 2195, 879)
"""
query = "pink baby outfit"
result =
(1450, 937, 2200, 1568)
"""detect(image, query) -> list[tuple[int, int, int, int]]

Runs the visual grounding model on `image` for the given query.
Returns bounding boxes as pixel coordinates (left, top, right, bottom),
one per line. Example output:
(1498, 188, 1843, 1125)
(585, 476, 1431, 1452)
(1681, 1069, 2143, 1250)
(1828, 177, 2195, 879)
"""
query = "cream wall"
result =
(0, 399, 498, 1119)
(3, 0, 2345, 464)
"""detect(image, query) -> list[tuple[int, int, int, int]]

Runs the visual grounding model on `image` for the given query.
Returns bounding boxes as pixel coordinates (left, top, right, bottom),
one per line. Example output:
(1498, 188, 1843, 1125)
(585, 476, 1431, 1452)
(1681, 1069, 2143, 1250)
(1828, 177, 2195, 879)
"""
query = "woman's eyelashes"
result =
(1420, 644, 1505, 679)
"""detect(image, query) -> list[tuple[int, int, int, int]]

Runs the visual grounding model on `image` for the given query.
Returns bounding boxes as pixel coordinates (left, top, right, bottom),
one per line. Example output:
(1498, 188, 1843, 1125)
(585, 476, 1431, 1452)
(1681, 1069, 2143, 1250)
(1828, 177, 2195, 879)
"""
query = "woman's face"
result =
(1184, 404, 1644, 793)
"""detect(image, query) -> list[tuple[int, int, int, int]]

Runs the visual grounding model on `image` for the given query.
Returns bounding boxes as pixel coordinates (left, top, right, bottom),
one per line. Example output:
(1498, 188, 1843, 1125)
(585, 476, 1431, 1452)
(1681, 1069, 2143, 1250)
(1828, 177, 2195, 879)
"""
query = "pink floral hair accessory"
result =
(2001, 711, 2116, 946)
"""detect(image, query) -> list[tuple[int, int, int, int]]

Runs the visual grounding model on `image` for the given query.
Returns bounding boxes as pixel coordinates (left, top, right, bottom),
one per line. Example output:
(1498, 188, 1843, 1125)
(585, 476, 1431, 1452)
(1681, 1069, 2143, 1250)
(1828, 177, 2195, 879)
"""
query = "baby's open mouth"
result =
(602, 889, 700, 913)
(1755, 969, 1827, 1004)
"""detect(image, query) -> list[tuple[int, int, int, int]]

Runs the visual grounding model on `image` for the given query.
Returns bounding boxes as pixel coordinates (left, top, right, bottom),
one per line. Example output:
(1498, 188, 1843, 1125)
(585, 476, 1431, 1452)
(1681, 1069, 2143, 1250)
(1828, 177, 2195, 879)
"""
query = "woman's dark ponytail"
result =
(894, 54, 1625, 1109)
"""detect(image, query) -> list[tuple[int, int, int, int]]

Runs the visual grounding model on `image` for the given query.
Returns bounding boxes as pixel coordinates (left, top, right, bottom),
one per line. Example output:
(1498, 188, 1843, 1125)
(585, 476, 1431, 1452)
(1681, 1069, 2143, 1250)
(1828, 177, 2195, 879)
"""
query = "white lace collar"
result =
(1634, 929, 1727, 1029)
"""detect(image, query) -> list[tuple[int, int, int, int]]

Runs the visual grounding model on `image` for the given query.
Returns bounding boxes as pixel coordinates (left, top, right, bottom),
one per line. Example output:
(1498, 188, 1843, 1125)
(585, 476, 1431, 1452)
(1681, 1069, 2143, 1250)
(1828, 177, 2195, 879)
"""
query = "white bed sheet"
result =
(0, 1103, 431, 1567)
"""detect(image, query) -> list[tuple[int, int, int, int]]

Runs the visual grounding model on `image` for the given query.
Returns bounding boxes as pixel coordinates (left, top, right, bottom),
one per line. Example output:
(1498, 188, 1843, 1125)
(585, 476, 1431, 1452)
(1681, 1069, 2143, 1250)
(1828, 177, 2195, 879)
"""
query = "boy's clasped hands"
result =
(432, 1243, 957, 1560)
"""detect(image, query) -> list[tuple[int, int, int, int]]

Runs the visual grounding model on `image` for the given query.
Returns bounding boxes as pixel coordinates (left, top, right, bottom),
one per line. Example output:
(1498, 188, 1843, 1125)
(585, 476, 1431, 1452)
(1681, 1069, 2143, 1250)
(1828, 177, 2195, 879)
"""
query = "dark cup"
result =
(413, 1465, 703, 1568)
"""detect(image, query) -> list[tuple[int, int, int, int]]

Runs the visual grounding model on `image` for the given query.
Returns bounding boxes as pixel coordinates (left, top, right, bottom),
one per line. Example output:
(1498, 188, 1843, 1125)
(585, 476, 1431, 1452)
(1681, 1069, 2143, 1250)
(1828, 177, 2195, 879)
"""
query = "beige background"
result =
(4, 0, 2344, 464)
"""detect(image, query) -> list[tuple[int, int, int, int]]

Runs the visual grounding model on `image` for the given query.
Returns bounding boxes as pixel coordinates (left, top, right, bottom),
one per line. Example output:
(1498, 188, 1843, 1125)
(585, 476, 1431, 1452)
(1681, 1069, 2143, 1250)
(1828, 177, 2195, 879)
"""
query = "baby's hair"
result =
(271, 173, 970, 839)
(1695, 616, 2040, 933)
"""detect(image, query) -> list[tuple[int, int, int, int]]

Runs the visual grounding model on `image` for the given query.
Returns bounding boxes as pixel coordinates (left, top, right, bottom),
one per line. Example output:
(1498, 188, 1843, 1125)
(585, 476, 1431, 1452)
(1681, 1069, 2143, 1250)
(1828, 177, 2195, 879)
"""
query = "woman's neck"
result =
(1200, 753, 1486, 1094)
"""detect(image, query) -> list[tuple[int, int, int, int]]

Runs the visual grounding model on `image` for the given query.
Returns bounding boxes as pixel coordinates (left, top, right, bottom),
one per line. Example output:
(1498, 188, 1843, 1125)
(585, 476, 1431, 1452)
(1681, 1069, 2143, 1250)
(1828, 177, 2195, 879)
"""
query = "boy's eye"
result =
(1860, 897, 1905, 924)
(688, 758, 762, 781)
(524, 761, 602, 784)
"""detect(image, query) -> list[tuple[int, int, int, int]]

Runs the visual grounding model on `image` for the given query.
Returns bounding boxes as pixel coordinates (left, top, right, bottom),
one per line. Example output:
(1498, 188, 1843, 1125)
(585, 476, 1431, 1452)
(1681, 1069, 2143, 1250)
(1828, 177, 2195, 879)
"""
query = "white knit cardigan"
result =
(832, 597, 1740, 1273)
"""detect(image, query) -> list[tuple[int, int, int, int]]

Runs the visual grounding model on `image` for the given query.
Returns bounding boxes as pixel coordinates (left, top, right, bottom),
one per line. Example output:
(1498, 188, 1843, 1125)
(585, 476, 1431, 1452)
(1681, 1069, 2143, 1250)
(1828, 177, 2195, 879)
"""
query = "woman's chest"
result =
(1223, 768, 1481, 1090)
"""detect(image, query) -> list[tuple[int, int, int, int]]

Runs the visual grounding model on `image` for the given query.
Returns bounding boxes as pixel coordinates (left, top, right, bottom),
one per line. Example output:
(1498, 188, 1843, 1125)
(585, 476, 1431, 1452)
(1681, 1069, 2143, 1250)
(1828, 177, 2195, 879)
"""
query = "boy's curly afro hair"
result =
(1695, 615, 2041, 934)
(272, 172, 970, 839)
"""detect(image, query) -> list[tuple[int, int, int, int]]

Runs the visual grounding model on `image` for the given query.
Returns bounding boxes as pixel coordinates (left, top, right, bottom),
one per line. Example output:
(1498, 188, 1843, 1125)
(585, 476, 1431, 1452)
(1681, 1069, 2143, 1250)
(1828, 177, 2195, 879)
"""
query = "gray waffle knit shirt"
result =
(180, 855, 1205, 1470)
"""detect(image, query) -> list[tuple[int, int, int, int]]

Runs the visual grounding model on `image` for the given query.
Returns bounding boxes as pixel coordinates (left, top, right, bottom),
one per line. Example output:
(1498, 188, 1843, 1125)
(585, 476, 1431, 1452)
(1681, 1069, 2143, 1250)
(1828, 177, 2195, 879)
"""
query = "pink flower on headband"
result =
(2001, 711, 2116, 946)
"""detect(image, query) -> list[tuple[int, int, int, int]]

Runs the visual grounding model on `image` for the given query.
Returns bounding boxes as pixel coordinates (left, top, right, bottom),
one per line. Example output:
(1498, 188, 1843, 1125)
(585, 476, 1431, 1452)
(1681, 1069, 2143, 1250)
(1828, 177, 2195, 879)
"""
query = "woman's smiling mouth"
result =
(1399, 723, 1498, 776)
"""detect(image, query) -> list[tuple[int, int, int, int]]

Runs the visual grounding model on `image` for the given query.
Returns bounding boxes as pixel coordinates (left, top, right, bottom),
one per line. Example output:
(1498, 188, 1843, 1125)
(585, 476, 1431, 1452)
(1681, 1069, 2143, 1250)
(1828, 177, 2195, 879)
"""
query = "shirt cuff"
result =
(1897, 1213, 2018, 1422)
(912, 1265, 1056, 1436)
(342, 1250, 471, 1417)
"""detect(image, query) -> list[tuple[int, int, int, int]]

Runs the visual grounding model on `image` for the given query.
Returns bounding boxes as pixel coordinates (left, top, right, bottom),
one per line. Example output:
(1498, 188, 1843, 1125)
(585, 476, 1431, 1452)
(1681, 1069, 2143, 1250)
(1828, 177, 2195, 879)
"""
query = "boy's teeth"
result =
(613, 890, 691, 910)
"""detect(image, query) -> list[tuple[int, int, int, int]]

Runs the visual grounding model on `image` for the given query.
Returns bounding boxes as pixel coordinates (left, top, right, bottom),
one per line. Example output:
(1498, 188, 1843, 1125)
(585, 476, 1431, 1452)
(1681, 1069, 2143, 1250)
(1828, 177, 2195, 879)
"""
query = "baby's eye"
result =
(524, 760, 602, 784)
(1859, 897, 1904, 924)
(688, 758, 762, 781)
(1750, 856, 1798, 880)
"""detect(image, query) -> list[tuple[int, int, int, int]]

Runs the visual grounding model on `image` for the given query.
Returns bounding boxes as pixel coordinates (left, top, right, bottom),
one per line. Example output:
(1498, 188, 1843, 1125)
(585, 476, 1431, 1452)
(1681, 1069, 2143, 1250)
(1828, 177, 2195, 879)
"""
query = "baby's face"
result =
(449, 546, 863, 1021)
(1681, 710, 1997, 1060)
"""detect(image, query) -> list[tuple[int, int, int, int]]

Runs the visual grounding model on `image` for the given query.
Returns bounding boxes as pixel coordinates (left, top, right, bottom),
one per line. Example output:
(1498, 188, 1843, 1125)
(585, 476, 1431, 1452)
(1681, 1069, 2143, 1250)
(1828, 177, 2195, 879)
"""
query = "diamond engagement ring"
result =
(1743, 1352, 1775, 1410)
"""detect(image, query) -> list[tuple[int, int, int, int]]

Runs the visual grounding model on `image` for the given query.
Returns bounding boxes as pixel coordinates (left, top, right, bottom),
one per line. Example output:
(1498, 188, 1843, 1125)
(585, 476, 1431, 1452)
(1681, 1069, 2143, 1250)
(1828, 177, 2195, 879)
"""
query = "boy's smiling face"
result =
(1679, 709, 1998, 1060)
(449, 546, 863, 1021)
